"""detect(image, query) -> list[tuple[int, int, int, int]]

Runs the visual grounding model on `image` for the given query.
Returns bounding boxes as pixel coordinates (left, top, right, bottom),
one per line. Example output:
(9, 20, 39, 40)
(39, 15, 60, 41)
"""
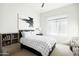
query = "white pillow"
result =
(21, 31, 32, 38)
(21, 31, 37, 37)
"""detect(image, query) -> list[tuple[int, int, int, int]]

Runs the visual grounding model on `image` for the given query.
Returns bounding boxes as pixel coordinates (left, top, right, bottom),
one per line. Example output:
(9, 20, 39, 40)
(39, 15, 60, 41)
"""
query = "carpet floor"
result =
(2, 43, 73, 56)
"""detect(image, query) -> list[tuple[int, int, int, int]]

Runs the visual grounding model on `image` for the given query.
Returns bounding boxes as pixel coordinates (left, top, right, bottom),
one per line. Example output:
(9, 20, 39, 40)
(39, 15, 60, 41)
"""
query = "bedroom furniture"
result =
(20, 43, 56, 56)
(19, 30, 56, 56)
(0, 33, 19, 47)
(70, 38, 79, 56)
(0, 34, 2, 56)
(70, 45, 79, 56)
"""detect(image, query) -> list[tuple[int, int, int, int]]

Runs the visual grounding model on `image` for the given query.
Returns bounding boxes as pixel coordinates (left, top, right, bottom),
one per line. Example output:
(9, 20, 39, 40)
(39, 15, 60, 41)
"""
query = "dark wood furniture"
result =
(0, 33, 19, 47)
(0, 34, 2, 56)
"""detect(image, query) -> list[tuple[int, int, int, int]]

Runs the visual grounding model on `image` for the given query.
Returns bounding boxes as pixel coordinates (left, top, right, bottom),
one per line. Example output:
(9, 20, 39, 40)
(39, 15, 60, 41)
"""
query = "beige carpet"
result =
(2, 43, 73, 56)
(50, 44, 73, 56)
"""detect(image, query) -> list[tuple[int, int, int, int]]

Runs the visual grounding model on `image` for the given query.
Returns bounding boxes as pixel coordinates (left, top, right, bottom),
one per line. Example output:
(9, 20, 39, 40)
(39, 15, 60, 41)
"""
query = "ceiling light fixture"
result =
(41, 3, 45, 8)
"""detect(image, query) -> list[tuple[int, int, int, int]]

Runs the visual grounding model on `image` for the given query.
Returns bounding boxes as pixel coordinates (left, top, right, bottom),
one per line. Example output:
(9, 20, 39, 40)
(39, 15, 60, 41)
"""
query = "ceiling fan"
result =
(41, 3, 45, 8)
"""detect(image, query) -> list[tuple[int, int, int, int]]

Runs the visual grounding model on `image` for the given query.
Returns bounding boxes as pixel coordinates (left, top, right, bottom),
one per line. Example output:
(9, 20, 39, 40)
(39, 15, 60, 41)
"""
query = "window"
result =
(47, 15, 68, 36)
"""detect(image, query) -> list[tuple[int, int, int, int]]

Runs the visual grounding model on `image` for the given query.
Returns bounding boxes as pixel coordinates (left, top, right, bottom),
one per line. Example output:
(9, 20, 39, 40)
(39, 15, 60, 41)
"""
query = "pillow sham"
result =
(21, 31, 31, 37)
(21, 31, 36, 38)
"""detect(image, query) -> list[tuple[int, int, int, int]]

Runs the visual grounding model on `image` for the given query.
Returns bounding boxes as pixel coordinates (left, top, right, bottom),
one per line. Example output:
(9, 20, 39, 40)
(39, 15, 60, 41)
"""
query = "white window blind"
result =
(47, 16, 68, 36)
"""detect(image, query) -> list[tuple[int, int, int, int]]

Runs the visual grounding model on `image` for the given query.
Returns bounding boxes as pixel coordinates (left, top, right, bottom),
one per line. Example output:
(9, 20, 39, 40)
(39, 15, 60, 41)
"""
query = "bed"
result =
(19, 30, 56, 56)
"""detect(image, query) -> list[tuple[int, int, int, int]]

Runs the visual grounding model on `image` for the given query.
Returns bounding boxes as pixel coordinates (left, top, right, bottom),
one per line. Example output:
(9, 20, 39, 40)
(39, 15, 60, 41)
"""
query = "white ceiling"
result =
(25, 3, 72, 14)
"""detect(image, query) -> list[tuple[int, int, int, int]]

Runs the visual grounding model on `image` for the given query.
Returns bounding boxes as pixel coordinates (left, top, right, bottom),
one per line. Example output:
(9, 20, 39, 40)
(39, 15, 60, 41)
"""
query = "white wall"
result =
(0, 4, 18, 33)
(76, 4, 79, 36)
(0, 4, 3, 32)
(0, 3, 40, 33)
(40, 4, 79, 36)
(40, 4, 79, 43)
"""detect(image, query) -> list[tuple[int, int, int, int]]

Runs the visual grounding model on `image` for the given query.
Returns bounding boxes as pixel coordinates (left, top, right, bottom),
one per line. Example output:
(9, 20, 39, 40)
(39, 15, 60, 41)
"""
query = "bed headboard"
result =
(19, 30, 34, 38)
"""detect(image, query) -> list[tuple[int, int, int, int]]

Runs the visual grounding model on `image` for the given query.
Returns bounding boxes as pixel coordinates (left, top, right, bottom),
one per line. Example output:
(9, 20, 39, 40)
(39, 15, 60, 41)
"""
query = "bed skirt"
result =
(20, 43, 56, 56)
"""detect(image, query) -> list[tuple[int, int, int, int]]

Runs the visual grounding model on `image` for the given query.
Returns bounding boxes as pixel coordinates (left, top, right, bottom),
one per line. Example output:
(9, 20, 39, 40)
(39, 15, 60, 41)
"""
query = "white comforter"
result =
(20, 35, 56, 56)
